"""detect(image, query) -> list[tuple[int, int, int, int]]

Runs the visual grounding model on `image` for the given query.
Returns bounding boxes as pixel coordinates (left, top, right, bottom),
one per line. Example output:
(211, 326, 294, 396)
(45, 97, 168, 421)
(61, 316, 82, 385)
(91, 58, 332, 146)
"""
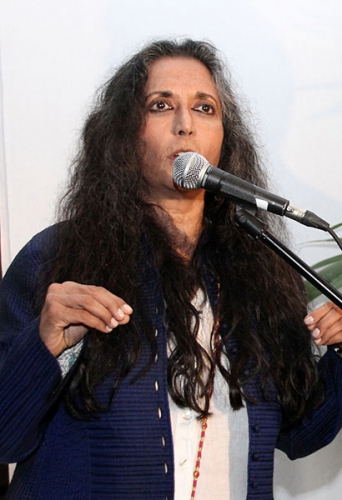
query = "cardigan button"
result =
(155, 380, 159, 391)
(183, 408, 192, 421)
(158, 407, 162, 418)
(251, 482, 258, 489)
(252, 424, 260, 433)
(251, 453, 260, 462)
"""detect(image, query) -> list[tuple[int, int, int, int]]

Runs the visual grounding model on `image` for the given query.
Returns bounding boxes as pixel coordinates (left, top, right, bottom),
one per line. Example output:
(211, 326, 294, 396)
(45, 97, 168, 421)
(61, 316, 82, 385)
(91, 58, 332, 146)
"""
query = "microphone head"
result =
(172, 152, 209, 189)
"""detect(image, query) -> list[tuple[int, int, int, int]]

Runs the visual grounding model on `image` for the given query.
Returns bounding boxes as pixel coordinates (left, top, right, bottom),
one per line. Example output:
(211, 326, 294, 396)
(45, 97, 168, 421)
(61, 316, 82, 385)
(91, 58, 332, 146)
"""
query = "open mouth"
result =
(173, 151, 195, 159)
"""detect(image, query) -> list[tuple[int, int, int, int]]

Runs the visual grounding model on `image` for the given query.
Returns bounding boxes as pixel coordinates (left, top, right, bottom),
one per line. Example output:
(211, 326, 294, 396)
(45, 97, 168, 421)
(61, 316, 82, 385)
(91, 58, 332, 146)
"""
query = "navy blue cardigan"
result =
(1, 226, 342, 499)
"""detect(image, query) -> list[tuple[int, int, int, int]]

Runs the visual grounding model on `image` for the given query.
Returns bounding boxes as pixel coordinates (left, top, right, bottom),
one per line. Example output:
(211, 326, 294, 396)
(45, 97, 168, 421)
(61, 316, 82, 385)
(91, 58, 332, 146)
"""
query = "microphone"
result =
(173, 152, 330, 231)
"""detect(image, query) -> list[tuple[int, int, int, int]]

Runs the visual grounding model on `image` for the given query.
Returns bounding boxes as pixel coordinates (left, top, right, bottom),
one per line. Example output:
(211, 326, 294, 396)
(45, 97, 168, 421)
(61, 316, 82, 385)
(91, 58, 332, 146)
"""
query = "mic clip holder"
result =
(234, 204, 342, 309)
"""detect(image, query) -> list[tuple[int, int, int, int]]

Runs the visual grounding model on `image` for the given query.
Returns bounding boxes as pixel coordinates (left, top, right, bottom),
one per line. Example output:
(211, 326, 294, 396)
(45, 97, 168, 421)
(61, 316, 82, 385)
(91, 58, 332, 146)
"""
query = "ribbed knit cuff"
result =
(0, 317, 64, 462)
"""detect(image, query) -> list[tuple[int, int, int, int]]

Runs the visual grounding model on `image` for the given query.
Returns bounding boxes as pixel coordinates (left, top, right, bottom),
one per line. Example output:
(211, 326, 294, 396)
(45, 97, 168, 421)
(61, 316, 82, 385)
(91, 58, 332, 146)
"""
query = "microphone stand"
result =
(234, 205, 342, 309)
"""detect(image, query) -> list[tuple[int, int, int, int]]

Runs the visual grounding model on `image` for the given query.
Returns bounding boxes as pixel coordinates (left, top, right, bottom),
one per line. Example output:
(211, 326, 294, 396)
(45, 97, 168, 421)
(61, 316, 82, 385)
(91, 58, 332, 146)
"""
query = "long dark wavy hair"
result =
(42, 39, 323, 424)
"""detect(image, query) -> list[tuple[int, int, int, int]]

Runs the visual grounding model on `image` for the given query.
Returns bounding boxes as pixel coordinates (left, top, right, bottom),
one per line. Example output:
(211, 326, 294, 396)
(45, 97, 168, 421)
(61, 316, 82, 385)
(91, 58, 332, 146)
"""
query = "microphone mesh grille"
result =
(172, 153, 209, 189)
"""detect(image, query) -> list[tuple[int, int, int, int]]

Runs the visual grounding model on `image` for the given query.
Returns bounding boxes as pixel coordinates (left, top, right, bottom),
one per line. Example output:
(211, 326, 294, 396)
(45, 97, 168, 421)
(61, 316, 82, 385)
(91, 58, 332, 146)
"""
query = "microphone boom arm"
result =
(234, 205, 342, 308)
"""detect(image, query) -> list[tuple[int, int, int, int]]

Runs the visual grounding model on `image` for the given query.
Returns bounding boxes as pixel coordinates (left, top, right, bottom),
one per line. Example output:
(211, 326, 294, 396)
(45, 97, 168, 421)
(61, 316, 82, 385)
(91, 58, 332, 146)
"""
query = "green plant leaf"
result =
(311, 254, 342, 270)
(306, 273, 342, 302)
(305, 282, 323, 302)
(304, 223, 342, 303)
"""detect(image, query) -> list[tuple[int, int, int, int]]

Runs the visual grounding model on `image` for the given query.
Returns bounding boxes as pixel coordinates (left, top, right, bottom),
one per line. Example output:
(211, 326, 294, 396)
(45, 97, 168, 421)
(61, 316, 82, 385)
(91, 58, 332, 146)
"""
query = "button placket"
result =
(152, 319, 169, 484)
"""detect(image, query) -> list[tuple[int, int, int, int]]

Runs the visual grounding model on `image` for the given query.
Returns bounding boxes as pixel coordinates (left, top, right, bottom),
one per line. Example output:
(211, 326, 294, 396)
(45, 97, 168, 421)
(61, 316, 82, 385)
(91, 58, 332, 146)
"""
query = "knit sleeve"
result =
(277, 346, 342, 459)
(0, 227, 68, 463)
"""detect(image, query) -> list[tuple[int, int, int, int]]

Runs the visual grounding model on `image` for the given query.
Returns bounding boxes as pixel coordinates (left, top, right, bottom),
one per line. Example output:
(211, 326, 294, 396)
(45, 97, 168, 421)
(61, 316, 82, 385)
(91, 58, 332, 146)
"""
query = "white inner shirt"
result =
(168, 289, 248, 500)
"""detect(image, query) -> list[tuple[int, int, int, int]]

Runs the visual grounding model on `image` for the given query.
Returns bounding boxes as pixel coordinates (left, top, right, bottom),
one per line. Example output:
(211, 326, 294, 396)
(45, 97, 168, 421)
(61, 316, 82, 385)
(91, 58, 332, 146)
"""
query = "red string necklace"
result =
(190, 299, 220, 500)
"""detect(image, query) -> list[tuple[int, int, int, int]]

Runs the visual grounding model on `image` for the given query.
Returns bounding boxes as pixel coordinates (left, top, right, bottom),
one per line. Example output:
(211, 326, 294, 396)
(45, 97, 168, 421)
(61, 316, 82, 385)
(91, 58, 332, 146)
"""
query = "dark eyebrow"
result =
(145, 90, 220, 106)
(145, 90, 173, 99)
(195, 92, 218, 103)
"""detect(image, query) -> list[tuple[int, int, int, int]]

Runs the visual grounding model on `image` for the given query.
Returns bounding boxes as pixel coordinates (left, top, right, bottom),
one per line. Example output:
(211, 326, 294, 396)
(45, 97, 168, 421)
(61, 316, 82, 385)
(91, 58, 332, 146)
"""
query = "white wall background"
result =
(1, 0, 342, 497)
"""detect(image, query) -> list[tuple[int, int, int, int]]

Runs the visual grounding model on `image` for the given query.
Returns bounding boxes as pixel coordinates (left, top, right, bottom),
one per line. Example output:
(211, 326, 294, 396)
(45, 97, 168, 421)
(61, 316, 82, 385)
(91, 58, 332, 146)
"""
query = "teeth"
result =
(174, 151, 191, 157)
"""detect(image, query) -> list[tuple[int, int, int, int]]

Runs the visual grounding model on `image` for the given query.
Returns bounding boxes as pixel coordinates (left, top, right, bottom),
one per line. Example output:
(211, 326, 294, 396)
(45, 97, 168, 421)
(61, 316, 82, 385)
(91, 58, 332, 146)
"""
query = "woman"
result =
(0, 39, 342, 499)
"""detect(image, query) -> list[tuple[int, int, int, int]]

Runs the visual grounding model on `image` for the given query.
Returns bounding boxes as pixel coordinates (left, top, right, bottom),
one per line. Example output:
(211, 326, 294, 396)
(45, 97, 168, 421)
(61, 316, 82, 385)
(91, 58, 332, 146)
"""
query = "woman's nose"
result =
(172, 108, 194, 136)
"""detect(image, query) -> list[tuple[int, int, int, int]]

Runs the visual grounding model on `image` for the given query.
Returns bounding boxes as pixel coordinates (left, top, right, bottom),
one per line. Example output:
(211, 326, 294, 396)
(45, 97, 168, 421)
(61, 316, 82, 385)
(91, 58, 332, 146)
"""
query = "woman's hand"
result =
(39, 281, 133, 357)
(304, 301, 342, 346)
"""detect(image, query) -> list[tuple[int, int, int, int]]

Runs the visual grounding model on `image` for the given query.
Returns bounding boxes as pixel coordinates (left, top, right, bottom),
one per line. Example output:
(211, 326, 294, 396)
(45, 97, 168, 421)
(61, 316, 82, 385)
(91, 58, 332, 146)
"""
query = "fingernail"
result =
(116, 308, 125, 319)
(314, 337, 322, 345)
(111, 317, 119, 328)
(106, 325, 113, 332)
(122, 304, 133, 314)
(311, 328, 320, 339)
(304, 315, 314, 325)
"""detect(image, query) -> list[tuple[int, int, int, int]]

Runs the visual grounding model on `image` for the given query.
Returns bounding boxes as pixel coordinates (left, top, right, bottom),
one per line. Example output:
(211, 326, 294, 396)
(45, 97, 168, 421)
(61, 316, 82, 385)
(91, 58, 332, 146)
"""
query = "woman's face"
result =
(139, 56, 224, 203)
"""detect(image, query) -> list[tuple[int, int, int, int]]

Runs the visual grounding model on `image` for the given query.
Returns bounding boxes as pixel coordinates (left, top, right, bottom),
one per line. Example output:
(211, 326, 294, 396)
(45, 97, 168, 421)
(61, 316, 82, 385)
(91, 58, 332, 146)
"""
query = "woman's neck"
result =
(151, 195, 205, 260)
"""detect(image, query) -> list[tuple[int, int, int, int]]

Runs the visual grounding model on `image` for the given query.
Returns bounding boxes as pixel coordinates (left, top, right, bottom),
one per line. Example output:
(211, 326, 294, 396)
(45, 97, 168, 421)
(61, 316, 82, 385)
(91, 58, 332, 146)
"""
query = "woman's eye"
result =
(195, 103, 215, 114)
(149, 101, 172, 112)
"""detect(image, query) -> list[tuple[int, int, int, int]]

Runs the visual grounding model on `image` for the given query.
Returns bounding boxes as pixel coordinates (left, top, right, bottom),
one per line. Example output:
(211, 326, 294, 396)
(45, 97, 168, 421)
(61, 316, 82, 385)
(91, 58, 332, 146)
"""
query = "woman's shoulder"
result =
(21, 222, 67, 265)
(3, 222, 67, 285)
(27, 224, 60, 253)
